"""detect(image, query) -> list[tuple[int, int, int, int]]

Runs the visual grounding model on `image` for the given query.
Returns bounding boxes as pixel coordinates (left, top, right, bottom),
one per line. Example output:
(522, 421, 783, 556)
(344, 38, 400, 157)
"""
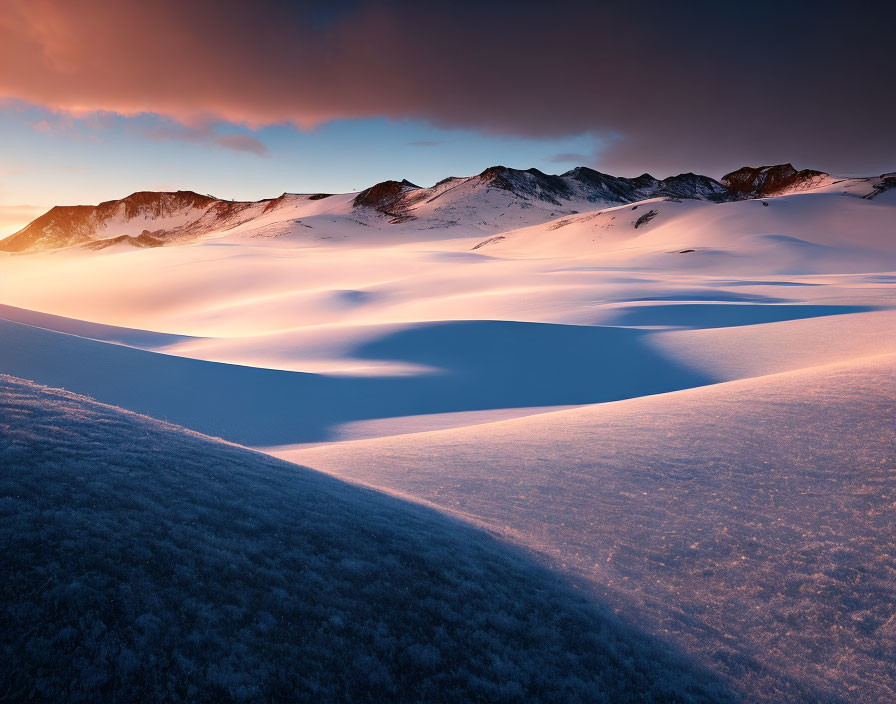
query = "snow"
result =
(90, 201, 198, 240)
(281, 354, 896, 703)
(0, 374, 732, 702)
(1, 171, 895, 701)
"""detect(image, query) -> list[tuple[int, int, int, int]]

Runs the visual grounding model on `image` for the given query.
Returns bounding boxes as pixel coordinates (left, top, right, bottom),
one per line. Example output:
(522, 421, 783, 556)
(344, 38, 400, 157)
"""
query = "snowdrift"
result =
(285, 354, 896, 703)
(0, 374, 732, 702)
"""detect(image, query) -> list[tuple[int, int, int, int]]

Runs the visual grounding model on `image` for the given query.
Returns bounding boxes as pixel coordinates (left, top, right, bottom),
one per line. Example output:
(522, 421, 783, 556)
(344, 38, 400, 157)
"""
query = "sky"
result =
(1, 0, 893, 234)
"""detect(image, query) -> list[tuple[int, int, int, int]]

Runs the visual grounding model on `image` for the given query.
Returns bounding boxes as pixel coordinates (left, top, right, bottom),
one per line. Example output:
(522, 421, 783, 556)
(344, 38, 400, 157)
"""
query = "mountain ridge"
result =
(2, 164, 892, 253)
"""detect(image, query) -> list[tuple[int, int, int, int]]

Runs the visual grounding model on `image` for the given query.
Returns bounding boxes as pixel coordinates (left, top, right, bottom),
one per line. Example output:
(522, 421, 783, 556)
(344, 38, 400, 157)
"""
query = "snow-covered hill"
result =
(0, 373, 733, 702)
(283, 353, 896, 703)
(4, 163, 891, 253)
(472, 186, 896, 270)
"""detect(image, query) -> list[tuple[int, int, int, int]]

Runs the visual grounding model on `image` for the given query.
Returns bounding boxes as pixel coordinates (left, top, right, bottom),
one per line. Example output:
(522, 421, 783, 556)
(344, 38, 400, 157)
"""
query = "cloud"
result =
(546, 153, 589, 164)
(213, 133, 269, 156)
(135, 120, 269, 156)
(16, 105, 269, 156)
(0, 0, 893, 175)
(27, 110, 75, 134)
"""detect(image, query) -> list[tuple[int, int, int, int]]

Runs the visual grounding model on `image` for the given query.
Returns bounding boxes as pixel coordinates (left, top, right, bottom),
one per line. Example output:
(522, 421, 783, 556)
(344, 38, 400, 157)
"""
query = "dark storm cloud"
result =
(0, 0, 892, 175)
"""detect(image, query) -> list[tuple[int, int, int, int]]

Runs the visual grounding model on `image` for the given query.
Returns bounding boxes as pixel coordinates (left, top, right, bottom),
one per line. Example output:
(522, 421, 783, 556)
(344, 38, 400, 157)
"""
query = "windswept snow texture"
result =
(0, 375, 733, 703)
(286, 355, 896, 703)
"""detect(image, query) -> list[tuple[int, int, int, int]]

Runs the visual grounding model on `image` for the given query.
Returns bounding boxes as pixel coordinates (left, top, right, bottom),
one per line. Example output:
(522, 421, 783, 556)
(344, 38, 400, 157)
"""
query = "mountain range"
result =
(3, 163, 893, 253)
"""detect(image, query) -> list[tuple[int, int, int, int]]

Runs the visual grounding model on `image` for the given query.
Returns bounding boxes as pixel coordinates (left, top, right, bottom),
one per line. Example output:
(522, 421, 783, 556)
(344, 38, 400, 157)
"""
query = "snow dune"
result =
(0, 186, 893, 448)
(2, 301, 893, 447)
(0, 302, 193, 349)
(476, 190, 896, 270)
(0, 373, 733, 703)
(282, 354, 896, 703)
(0, 317, 715, 445)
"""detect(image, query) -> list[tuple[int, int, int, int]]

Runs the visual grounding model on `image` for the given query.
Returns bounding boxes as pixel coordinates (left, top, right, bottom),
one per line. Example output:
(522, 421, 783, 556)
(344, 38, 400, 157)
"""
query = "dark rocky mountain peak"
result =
(477, 166, 572, 205)
(721, 164, 828, 198)
(352, 179, 420, 219)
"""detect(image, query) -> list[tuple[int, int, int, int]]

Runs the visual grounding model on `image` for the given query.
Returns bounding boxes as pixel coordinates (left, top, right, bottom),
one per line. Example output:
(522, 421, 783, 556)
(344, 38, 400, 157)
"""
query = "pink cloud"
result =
(213, 133, 269, 156)
(27, 110, 75, 134)
(134, 120, 268, 156)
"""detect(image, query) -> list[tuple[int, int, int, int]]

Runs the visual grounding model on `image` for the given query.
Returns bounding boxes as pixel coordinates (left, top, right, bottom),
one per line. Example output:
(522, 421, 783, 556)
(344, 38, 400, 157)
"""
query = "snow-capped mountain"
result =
(721, 163, 829, 197)
(2, 164, 892, 253)
(348, 166, 731, 227)
(0, 190, 335, 252)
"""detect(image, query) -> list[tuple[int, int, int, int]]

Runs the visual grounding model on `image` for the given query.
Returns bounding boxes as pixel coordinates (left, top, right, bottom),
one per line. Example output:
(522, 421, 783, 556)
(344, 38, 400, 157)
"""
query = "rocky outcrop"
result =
(353, 180, 417, 211)
(0, 205, 98, 252)
(82, 231, 165, 250)
(0, 191, 223, 252)
(634, 209, 659, 229)
(562, 166, 642, 203)
(863, 174, 896, 200)
(117, 191, 217, 219)
(0, 190, 293, 253)
(721, 164, 828, 198)
(352, 180, 421, 222)
(478, 167, 573, 205)
(654, 173, 730, 201)
(564, 167, 728, 204)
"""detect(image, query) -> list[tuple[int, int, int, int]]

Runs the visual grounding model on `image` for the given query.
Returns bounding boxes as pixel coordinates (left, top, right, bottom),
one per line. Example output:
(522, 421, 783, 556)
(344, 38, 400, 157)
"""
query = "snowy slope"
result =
(0, 178, 893, 445)
(0, 181, 892, 343)
(0, 300, 893, 447)
(282, 354, 896, 704)
(0, 190, 346, 252)
(0, 373, 733, 703)
(474, 189, 896, 273)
